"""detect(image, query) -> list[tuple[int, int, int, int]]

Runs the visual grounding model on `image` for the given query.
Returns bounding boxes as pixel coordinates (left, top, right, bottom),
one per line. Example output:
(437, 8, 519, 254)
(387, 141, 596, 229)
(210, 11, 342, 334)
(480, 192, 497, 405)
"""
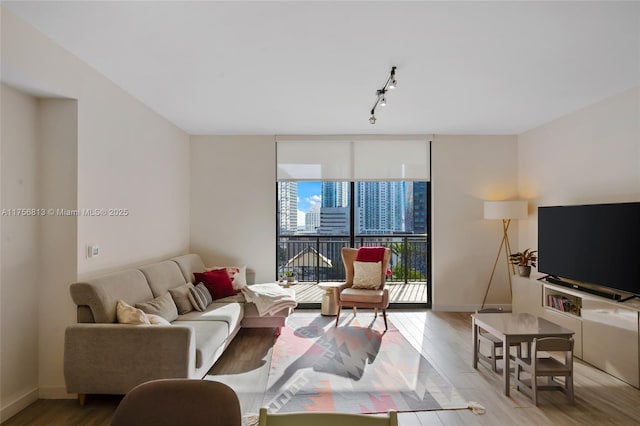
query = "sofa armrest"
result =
(64, 324, 196, 395)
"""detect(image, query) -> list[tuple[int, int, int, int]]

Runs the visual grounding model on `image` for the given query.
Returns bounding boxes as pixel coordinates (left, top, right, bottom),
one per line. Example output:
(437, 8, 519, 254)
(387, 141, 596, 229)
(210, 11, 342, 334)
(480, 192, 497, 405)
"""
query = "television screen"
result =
(538, 202, 640, 296)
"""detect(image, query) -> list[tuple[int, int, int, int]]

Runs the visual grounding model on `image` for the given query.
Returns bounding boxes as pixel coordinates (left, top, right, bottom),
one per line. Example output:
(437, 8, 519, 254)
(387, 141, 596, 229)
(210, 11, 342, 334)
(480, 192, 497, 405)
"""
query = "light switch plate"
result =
(87, 245, 99, 258)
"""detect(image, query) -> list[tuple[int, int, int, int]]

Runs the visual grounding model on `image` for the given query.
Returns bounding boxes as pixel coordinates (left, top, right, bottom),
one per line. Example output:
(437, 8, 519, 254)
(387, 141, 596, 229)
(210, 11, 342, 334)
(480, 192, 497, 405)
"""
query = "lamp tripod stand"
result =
(481, 218, 516, 309)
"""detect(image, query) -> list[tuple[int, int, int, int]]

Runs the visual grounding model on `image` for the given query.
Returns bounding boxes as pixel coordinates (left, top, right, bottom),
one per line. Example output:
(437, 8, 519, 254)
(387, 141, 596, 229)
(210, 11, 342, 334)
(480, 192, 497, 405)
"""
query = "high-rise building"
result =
(278, 182, 298, 234)
(412, 181, 428, 234)
(321, 182, 348, 208)
(305, 203, 320, 232)
(356, 181, 405, 234)
(319, 207, 349, 235)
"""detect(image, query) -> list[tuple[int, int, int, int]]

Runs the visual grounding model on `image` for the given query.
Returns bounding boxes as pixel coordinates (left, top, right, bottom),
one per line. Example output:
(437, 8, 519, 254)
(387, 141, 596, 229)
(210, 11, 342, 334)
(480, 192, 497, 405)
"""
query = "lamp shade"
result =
(484, 200, 528, 220)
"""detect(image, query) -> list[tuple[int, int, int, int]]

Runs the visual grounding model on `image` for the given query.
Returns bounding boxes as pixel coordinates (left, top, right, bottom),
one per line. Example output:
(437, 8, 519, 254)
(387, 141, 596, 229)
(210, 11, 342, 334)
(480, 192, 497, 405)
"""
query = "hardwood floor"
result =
(4, 310, 640, 425)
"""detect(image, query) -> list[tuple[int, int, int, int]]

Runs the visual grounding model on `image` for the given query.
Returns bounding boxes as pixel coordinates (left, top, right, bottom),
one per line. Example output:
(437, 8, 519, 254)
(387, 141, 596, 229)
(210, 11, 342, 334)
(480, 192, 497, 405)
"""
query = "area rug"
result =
(262, 314, 474, 414)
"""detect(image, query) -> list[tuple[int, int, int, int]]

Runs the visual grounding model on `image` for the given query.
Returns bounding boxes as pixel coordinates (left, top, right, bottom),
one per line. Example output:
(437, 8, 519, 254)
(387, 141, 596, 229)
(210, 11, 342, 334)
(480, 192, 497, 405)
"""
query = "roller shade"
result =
(277, 139, 430, 181)
(353, 140, 430, 180)
(276, 140, 351, 181)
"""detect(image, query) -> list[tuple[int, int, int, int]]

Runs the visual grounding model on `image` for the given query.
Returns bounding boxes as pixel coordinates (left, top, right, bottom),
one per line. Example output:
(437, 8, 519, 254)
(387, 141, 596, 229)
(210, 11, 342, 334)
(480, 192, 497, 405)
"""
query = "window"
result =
(276, 138, 431, 305)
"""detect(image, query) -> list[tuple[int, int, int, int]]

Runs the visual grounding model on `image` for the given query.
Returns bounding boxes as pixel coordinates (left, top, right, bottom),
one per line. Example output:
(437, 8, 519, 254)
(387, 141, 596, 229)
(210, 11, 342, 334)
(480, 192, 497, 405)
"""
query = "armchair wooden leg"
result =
(382, 310, 388, 330)
(374, 308, 378, 317)
(353, 306, 357, 316)
(78, 393, 86, 406)
(335, 305, 342, 327)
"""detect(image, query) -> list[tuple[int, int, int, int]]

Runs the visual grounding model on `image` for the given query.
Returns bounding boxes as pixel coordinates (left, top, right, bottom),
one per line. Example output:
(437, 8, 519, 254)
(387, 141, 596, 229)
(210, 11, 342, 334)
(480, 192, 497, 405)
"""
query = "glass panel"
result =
(355, 181, 427, 235)
(276, 180, 430, 306)
(278, 181, 350, 236)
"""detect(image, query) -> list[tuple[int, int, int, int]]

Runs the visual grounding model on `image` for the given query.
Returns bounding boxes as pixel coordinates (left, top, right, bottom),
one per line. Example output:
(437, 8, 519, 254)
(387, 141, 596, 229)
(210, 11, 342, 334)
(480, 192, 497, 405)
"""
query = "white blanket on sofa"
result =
(241, 283, 297, 316)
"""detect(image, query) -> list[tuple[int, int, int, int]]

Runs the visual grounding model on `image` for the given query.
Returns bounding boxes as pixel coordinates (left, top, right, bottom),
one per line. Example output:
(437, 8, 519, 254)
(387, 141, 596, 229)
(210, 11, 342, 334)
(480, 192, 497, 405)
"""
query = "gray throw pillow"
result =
(168, 283, 195, 315)
(136, 292, 179, 322)
(189, 283, 213, 312)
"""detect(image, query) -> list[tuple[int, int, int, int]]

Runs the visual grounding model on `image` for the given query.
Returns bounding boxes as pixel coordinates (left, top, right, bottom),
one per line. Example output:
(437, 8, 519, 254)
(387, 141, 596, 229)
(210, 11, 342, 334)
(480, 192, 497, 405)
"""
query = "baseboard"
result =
(39, 385, 75, 399)
(432, 303, 512, 312)
(0, 388, 38, 423)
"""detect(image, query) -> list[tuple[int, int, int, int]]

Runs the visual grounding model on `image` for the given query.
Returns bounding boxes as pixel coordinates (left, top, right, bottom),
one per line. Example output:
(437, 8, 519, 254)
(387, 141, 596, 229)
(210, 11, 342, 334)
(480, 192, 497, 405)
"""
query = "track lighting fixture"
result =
(369, 66, 397, 124)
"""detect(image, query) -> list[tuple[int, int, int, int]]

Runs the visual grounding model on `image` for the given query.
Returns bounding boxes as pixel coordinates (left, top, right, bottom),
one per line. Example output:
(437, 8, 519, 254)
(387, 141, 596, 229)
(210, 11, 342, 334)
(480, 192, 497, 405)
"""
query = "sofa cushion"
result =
(136, 293, 179, 322)
(340, 287, 385, 303)
(176, 302, 243, 334)
(138, 261, 188, 298)
(213, 293, 246, 304)
(194, 270, 236, 300)
(172, 254, 207, 284)
(70, 269, 154, 323)
(169, 283, 195, 314)
(174, 321, 229, 369)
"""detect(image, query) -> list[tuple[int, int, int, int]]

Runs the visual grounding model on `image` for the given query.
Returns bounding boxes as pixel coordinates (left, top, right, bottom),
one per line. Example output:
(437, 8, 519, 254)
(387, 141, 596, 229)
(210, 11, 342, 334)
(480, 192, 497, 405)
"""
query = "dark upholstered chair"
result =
(111, 379, 241, 426)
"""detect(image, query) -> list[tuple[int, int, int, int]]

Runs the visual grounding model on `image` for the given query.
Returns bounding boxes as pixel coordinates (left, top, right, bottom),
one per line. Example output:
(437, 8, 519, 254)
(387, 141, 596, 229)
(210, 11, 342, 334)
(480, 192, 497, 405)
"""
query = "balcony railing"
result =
(277, 235, 428, 284)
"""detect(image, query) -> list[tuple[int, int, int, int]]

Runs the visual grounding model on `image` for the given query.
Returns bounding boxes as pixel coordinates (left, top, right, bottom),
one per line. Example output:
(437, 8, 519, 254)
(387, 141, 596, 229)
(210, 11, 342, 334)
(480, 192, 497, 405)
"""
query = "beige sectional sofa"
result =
(64, 253, 291, 401)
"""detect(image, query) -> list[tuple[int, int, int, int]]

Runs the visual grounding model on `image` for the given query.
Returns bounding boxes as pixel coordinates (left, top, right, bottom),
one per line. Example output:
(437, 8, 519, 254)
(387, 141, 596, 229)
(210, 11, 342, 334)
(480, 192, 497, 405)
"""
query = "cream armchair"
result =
(335, 247, 392, 330)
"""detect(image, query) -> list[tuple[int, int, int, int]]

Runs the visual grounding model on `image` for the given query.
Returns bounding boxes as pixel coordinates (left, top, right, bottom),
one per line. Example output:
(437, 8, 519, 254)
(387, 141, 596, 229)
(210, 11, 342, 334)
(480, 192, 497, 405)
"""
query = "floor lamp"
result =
(481, 200, 528, 309)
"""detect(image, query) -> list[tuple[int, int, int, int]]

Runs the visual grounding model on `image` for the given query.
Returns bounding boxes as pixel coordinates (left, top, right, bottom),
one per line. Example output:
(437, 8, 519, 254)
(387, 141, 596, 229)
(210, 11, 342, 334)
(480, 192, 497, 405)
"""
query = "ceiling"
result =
(3, 1, 639, 135)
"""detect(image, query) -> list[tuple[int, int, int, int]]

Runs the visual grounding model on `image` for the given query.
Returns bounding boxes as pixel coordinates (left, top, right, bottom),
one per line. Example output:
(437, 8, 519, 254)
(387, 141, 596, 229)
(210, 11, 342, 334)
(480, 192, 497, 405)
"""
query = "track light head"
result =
(389, 67, 397, 89)
(367, 66, 397, 123)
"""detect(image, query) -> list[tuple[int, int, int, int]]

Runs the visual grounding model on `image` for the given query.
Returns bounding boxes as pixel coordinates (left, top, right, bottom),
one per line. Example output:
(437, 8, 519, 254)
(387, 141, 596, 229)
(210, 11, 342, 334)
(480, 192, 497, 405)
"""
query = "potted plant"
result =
(509, 249, 538, 277)
(284, 270, 296, 283)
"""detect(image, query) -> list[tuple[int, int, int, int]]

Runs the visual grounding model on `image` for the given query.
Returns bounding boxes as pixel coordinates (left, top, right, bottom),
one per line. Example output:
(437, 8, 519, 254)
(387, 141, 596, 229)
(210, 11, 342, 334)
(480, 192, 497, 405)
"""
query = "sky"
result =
(297, 181, 321, 224)
(297, 181, 321, 213)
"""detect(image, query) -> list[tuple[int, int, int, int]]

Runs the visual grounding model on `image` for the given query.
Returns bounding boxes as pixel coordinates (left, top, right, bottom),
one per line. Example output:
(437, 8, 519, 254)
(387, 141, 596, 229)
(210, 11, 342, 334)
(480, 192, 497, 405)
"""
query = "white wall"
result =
(1, 84, 41, 421)
(190, 136, 276, 283)
(517, 86, 640, 250)
(432, 135, 520, 311)
(1, 8, 190, 279)
(37, 98, 78, 397)
(190, 134, 520, 310)
(1, 8, 191, 410)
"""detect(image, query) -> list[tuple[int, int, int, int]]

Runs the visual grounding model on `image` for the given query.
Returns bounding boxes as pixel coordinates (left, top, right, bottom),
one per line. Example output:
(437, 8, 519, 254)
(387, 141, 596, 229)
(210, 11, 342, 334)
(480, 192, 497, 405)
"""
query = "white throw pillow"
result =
(147, 314, 171, 325)
(116, 300, 150, 325)
(209, 265, 247, 290)
(352, 261, 382, 290)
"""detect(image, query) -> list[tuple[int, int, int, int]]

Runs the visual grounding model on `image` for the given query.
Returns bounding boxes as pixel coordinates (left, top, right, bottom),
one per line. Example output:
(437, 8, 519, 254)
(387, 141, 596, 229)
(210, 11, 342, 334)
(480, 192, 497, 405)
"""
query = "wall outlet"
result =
(87, 245, 99, 258)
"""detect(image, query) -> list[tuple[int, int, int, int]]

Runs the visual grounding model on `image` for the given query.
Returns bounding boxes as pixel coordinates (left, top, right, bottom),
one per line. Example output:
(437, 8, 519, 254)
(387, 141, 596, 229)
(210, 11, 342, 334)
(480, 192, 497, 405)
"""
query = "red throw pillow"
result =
(193, 269, 236, 300)
(356, 247, 386, 262)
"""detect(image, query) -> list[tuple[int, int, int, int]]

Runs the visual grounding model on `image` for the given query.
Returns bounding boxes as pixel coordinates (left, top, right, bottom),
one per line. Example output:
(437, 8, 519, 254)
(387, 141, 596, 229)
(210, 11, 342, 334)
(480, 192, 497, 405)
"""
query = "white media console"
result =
(512, 275, 640, 388)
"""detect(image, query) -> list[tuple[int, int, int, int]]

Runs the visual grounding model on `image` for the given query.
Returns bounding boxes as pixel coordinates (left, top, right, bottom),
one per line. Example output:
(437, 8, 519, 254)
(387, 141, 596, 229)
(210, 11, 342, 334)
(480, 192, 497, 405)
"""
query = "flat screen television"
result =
(538, 202, 640, 299)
